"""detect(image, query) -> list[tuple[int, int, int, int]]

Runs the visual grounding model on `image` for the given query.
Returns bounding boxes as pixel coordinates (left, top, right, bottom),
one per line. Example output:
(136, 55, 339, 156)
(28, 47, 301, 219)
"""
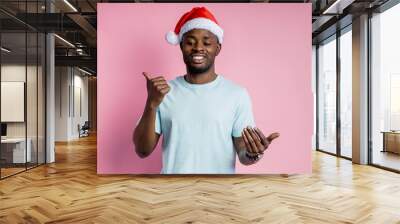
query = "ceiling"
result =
(0, 0, 393, 75)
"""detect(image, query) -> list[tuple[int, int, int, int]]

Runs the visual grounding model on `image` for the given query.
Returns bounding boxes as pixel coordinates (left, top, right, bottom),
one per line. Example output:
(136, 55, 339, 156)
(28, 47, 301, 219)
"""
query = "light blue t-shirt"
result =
(155, 75, 255, 174)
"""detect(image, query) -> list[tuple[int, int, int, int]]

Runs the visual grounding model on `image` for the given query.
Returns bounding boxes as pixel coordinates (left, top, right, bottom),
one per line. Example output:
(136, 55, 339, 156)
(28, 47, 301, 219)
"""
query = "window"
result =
(317, 36, 337, 154)
(339, 28, 352, 158)
(371, 3, 400, 171)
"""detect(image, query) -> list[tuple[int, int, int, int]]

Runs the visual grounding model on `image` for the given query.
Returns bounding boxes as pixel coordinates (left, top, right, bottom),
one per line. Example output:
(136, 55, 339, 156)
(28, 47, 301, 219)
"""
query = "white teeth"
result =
(192, 56, 204, 60)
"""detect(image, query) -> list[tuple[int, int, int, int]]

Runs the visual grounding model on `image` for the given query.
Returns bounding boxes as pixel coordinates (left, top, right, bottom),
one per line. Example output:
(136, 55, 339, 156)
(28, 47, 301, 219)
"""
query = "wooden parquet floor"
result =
(1, 134, 400, 224)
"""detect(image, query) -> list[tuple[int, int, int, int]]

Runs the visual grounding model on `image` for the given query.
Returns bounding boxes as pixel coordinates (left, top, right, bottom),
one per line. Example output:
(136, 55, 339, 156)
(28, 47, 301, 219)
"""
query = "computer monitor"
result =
(1, 123, 7, 137)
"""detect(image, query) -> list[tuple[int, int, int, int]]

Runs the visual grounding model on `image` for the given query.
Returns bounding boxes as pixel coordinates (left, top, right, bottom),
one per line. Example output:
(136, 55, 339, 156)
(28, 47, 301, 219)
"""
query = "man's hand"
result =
(241, 127, 280, 156)
(143, 72, 170, 109)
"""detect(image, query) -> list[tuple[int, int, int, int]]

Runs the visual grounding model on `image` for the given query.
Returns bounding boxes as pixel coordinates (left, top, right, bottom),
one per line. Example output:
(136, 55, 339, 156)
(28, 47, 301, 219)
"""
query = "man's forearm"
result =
(133, 103, 159, 158)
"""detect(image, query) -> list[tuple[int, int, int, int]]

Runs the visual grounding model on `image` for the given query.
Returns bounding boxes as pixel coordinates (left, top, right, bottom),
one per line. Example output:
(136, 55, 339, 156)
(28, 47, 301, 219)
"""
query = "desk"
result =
(1, 138, 32, 163)
(381, 131, 400, 154)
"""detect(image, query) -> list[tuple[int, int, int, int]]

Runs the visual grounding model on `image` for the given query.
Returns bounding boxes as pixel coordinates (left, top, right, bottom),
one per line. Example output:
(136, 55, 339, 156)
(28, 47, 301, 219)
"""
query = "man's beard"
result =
(186, 61, 213, 75)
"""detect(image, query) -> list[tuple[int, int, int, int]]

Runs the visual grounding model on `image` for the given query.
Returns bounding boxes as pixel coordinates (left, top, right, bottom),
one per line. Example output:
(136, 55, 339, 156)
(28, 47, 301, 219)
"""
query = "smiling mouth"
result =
(191, 55, 206, 64)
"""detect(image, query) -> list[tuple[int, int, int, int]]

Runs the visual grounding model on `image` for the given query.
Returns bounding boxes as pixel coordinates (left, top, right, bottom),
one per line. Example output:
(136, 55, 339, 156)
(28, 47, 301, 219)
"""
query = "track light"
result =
(78, 67, 93, 76)
(322, 0, 354, 15)
(54, 34, 75, 48)
(1, 47, 11, 53)
(63, 0, 78, 12)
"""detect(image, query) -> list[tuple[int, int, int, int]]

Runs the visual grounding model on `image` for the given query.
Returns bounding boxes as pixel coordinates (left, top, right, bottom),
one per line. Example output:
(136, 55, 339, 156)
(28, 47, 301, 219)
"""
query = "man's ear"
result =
(216, 43, 221, 56)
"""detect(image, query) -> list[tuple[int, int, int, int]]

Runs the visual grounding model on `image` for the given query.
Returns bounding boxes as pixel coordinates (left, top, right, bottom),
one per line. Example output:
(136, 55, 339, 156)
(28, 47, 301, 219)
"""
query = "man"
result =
(133, 7, 279, 174)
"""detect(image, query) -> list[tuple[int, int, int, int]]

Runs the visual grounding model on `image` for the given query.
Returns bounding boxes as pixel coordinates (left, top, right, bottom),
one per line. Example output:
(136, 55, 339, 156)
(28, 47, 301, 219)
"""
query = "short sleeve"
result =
(232, 89, 255, 137)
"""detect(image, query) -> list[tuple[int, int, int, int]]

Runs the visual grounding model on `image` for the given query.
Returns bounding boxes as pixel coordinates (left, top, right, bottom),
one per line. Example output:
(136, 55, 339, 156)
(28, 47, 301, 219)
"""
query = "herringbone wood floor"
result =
(1, 134, 400, 224)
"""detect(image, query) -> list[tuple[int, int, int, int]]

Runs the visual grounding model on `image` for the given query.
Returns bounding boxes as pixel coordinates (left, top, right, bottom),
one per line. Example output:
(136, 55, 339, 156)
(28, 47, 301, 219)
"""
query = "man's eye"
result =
(204, 43, 211, 46)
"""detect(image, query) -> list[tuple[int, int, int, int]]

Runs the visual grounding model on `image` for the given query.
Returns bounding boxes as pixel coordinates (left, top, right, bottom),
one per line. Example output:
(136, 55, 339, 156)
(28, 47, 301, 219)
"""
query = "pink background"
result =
(97, 3, 312, 174)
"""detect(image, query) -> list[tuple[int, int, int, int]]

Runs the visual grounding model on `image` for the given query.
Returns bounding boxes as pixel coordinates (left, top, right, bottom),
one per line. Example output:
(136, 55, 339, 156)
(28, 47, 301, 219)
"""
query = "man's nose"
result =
(193, 42, 205, 52)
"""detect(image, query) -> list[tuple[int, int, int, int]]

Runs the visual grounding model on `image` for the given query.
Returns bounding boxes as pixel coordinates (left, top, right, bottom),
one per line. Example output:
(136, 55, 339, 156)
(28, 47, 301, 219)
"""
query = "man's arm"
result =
(133, 72, 170, 158)
(133, 104, 161, 158)
(231, 89, 279, 165)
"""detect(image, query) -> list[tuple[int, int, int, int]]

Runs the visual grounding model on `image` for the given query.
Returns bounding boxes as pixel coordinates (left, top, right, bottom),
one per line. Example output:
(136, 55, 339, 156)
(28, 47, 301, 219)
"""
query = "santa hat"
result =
(165, 7, 224, 45)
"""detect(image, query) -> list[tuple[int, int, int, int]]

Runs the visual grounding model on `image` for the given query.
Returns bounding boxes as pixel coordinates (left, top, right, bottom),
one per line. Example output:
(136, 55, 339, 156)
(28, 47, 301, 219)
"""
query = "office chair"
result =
(79, 121, 90, 138)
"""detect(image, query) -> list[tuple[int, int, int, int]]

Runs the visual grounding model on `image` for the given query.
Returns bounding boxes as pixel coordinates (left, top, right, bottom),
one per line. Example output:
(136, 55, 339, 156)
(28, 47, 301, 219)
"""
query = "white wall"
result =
(1, 82, 25, 122)
(55, 66, 89, 141)
(55, 66, 69, 141)
(1, 65, 42, 137)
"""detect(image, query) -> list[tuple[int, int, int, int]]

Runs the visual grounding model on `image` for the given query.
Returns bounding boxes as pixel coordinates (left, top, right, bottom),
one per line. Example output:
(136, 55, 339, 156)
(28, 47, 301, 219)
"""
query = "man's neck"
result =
(185, 70, 217, 84)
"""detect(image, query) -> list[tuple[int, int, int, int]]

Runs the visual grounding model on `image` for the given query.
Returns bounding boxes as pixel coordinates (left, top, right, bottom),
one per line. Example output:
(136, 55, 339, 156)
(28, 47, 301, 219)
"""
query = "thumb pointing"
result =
(142, 72, 150, 80)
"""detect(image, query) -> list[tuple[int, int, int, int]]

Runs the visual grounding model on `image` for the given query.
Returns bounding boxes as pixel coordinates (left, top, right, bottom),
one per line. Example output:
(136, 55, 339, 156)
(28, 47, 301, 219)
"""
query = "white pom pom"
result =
(165, 31, 179, 45)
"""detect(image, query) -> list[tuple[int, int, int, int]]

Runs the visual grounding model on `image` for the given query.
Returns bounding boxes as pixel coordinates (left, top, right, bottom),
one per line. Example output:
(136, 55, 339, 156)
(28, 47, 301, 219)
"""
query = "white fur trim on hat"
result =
(178, 17, 224, 44)
(165, 30, 180, 45)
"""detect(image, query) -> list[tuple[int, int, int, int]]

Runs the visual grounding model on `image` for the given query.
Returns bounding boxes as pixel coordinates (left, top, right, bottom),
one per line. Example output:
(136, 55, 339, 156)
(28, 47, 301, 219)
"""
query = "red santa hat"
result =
(165, 7, 224, 45)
